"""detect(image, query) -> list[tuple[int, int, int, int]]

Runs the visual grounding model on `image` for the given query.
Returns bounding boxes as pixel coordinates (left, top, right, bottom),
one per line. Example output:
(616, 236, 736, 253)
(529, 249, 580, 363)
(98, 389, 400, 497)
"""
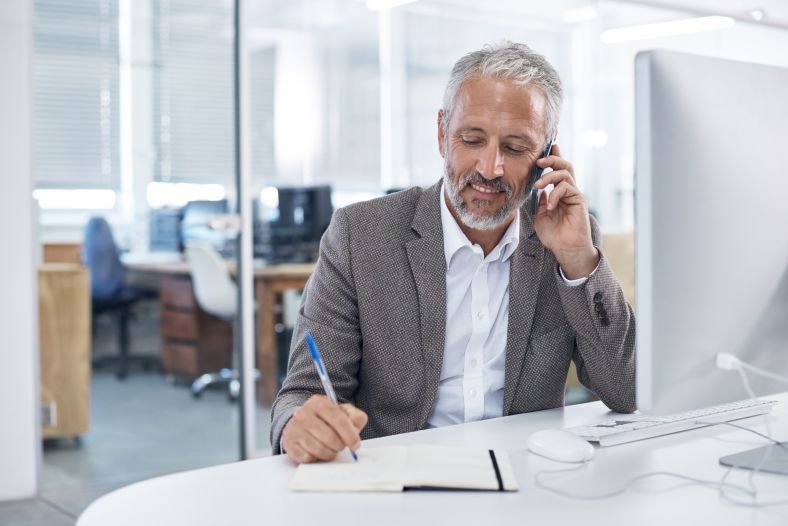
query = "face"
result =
(439, 76, 548, 231)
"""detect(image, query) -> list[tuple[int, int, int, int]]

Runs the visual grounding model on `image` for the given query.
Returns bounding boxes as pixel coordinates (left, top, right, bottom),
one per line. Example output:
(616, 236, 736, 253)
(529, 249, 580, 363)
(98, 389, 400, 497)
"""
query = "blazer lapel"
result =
(405, 181, 447, 426)
(503, 209, 545, 415)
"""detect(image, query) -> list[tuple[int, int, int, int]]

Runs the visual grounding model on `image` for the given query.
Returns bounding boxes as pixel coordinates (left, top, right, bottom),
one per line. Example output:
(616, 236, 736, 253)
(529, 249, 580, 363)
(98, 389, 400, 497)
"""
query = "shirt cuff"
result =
(559, 259, 600, 287)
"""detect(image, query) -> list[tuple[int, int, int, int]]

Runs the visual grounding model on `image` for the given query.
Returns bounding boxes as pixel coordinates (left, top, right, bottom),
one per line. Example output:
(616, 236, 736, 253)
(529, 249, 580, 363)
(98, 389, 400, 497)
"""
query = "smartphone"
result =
(530, 142, 553, 215)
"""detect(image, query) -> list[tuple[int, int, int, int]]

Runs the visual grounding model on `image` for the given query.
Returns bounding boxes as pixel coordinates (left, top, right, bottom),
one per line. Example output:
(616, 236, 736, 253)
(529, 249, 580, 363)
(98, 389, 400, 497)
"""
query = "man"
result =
(272, 42, 635, 464)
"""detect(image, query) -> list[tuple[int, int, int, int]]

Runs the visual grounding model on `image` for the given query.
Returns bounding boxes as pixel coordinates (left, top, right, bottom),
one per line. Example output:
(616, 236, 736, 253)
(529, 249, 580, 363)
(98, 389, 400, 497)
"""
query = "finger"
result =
(547, 181, 582, 210)
(341, 404, 369, 431)
(299, 433, 338, 462)
(287, 443, 316, 464)
(318, 405, 362, 450)
(535, 187, 549, 217)
(533, 169, 575, 190)
(305, 416, 346, 452)
(536, 146, 573, 175)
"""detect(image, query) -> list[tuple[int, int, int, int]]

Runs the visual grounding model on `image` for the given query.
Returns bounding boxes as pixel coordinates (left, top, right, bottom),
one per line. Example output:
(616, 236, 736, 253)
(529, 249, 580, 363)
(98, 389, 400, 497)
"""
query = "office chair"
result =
(83, 217, 158, 380)
(185, 242, 258, 400)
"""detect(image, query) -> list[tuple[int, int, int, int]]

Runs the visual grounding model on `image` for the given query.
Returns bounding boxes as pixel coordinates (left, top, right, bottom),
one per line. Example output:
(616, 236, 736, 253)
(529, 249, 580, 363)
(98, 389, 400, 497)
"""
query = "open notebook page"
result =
(289, 445, 518, 492)
(289, 446, 408, 492)
(404, 445, 518, 491)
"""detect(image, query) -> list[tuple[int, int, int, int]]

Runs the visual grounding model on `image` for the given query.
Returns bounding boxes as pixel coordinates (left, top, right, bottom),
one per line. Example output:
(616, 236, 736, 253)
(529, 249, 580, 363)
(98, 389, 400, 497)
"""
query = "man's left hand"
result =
(532, 144, 599, 280)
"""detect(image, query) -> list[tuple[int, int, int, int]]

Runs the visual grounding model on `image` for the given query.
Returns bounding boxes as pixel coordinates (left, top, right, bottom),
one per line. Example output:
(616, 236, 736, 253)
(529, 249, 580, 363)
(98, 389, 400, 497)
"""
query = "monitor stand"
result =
(719, 444, 788, 476)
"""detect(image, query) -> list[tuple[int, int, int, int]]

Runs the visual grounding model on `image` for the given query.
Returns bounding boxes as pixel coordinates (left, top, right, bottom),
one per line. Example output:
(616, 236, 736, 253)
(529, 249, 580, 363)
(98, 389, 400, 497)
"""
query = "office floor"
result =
(1, 370, 272, 526)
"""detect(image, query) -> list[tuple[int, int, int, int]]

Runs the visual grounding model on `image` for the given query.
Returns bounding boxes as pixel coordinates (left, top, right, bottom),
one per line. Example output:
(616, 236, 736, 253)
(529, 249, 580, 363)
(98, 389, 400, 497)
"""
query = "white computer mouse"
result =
(526, 429, 595, 463)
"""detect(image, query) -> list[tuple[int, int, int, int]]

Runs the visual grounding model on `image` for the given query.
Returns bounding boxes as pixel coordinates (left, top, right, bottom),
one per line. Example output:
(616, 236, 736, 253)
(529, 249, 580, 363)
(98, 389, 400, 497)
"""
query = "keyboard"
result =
(567, 399, 777, 446)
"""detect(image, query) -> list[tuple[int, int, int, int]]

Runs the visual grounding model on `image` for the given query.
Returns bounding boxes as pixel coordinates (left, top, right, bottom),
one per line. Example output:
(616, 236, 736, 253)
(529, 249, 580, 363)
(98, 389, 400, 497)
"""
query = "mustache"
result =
(459, 171, 513, 198)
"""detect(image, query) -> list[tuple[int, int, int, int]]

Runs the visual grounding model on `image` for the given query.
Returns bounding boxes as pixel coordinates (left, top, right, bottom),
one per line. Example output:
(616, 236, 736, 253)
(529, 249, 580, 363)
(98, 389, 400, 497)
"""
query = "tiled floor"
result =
(2, 370, 272, 526)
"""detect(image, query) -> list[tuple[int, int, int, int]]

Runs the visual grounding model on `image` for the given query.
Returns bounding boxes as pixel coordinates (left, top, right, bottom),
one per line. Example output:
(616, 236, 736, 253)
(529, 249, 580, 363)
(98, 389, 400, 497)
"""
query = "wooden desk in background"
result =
(126, 260, 314, 406)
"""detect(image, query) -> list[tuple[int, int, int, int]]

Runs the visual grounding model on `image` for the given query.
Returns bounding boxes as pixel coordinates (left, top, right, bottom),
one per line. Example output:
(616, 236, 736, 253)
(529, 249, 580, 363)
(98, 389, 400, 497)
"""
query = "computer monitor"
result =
(634, 50, 788, 418)
(254, 185, 333, 263)
(180, 199, 230, 254)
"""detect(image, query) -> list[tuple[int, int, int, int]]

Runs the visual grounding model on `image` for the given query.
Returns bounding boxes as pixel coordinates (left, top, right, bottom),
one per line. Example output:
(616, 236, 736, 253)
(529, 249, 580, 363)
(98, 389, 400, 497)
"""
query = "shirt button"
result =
(469, 389, 478, 397)
(469, 359, 478, 369)
(476, 311, 484, 320)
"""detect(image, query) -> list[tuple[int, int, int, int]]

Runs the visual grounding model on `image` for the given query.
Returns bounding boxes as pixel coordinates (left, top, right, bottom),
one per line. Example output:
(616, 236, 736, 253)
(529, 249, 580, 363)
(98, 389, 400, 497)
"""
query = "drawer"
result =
(160, 276, 195, 309)
(161, 342, 199, 378)
(161, 310, 198, 341)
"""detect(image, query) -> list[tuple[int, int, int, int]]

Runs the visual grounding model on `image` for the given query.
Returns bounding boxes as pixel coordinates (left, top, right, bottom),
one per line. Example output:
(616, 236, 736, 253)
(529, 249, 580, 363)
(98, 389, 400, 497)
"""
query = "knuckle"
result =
(291, 409, 308, 426)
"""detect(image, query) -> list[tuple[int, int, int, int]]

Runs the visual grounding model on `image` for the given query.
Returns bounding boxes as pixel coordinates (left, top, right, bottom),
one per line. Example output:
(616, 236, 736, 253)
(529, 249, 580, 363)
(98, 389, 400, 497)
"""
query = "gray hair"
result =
(442, 41, 563, 147)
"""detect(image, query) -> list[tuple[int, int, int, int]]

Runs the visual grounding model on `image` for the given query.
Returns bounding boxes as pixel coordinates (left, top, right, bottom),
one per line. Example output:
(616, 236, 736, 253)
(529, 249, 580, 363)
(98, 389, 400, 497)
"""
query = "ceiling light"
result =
(366, 0, 418, 11)
(601, 16, 735, 44)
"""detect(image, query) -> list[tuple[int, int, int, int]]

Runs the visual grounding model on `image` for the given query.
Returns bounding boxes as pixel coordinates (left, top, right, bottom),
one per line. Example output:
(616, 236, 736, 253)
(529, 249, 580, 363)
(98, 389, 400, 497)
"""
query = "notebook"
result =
(289, 444, 519, 492)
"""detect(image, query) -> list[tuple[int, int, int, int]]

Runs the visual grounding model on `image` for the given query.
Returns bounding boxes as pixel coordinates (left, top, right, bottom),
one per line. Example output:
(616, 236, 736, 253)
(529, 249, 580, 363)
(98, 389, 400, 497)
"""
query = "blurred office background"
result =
(4, 0, 788, 523)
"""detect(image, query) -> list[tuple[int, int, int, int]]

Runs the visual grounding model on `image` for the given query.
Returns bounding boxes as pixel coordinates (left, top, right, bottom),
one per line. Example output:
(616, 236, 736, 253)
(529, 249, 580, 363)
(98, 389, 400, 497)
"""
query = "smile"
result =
(470, 183, 502, 194)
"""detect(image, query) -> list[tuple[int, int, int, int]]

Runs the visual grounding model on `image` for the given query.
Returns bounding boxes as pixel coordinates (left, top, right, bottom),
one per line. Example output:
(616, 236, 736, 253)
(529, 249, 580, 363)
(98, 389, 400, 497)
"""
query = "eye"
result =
(459, 135, 483, 146)
(505, 144, 527, 155)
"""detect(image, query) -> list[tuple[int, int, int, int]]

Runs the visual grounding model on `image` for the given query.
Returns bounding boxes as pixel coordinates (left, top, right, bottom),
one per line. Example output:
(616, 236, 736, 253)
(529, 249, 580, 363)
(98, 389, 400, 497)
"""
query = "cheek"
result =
(506, 172, 531, 193)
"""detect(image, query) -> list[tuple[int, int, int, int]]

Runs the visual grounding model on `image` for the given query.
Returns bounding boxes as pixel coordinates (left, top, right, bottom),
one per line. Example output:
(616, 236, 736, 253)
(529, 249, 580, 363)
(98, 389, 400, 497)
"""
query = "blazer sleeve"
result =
(269, 207, 363, 453)
(554, 216, 637, 413)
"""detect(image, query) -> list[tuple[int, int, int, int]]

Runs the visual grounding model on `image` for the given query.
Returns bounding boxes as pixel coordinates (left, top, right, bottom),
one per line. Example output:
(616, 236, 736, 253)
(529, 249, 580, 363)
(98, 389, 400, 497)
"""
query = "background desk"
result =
(127, 259, 315, 405)
(78, 392, 788, 526)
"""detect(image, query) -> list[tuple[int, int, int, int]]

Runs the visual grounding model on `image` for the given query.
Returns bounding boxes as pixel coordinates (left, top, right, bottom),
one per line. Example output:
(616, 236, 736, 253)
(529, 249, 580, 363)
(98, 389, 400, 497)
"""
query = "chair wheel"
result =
(116, 370, 127, 380)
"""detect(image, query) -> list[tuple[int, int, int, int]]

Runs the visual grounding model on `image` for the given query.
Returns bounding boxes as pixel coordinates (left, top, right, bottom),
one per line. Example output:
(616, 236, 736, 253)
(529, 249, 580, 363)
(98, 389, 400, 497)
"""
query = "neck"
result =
(444, 190, 515, 256)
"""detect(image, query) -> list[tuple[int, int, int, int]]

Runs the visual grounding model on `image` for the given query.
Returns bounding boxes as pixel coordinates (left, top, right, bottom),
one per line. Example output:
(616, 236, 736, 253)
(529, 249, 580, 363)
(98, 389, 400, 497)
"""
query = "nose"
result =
(476, 144, 505, 179)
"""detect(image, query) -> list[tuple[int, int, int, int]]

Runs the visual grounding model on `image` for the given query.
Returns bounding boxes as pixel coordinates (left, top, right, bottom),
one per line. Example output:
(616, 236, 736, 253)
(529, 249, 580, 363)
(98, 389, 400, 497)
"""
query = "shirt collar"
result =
(439, 182, 520, 268)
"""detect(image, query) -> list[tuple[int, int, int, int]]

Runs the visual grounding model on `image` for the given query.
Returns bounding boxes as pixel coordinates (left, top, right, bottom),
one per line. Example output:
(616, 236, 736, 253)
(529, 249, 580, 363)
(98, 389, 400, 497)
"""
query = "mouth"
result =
(468, 182, 504, 195)
(467, 183, 506, 201)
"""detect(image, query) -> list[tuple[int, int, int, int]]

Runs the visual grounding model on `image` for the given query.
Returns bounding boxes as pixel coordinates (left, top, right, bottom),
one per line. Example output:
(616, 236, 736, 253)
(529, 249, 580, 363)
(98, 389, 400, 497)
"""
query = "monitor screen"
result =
(255, 186, 333, 263)
(634, 50, 788, 415)
(180, 199, 230, 252)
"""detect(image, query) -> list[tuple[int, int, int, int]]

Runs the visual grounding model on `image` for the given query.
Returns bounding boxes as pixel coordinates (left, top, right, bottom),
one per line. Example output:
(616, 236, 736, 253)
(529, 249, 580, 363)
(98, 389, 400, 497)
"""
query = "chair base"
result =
(190, 368, 261, 401)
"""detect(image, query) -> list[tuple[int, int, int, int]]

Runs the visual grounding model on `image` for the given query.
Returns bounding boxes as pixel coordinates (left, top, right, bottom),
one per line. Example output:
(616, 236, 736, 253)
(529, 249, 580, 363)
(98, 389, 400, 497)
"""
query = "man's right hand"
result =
(282, 395, 368, 464)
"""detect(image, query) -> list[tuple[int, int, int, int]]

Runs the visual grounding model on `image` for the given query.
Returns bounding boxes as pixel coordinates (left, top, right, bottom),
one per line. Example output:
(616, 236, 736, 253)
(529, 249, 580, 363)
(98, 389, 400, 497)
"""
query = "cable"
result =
(714, 358, 788, 507)
(534, 463, 755, 501)
(533, 356, 788, 506)
(697, 420, 787, 451)
(716, 353, 788, 387)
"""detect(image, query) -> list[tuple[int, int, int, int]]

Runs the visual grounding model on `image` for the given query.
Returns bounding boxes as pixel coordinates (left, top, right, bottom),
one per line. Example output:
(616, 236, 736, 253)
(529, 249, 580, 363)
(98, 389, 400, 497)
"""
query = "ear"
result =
(437, 109, 446, 158)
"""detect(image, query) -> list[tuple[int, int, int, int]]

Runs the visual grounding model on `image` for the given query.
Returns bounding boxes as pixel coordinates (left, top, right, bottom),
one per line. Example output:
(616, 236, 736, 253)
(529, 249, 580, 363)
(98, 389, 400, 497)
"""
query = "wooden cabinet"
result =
(159, 275, 233, 379)
(42, 243, 82, 264)
(39, 264, 91, 439)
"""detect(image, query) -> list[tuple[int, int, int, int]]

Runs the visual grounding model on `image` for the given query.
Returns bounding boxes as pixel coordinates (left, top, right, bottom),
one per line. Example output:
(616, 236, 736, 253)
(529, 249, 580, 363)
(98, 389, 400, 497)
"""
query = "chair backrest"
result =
(83, 217, 126, 301)
(185, 242, 237, 319)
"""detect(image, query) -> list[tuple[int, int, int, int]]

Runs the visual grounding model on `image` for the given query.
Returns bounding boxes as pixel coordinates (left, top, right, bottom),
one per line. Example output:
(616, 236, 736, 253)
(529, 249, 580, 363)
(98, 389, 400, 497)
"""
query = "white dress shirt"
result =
(427, 184, 588, 428)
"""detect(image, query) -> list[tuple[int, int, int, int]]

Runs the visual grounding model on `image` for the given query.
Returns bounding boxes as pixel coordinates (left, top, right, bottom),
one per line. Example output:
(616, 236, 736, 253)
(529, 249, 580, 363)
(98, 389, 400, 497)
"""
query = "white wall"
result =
(0, 0, 40, 501)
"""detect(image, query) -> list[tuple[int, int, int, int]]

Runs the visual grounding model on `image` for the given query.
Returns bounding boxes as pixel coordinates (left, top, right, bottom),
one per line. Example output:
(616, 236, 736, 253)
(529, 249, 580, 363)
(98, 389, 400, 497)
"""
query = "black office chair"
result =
(83, 217, 158, 379)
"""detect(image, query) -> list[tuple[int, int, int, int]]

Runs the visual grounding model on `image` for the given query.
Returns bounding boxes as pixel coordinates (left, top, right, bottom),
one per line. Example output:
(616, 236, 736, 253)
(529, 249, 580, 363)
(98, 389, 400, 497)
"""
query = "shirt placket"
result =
(463, 260, 489, 422)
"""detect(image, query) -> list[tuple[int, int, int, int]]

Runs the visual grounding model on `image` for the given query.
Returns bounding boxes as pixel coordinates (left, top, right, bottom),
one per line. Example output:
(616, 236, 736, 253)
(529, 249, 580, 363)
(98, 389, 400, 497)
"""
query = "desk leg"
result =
(256, 279, 279, 406)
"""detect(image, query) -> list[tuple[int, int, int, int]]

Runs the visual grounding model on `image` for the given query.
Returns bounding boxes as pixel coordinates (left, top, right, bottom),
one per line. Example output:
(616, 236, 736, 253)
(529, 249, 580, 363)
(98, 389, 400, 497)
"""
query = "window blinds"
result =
(152, 0, 236, 186)
(33, 0, 120, 190)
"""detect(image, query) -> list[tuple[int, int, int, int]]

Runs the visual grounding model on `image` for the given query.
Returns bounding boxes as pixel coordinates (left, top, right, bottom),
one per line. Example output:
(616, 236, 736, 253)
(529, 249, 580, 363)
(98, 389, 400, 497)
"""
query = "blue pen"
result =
(305, 331, 359, 462)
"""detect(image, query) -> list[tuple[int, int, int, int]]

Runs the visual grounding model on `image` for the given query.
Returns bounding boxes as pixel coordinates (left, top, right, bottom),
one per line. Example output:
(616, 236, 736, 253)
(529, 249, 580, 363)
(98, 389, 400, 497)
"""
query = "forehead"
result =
(450, 76, 548, 142)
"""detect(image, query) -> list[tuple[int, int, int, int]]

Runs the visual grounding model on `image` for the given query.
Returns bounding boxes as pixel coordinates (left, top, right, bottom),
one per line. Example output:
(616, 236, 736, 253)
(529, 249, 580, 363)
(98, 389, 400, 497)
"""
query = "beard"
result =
(442, 159, 529, 231)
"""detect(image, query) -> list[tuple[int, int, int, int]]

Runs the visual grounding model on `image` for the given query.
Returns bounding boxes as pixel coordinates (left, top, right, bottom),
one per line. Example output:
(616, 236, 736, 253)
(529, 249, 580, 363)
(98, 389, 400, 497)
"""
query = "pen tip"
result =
(351, 451, 358, 461)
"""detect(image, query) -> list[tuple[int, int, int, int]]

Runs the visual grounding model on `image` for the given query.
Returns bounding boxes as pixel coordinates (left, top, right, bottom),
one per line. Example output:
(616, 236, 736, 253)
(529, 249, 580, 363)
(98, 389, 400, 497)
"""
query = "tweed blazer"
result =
(271, 180, 636, 453)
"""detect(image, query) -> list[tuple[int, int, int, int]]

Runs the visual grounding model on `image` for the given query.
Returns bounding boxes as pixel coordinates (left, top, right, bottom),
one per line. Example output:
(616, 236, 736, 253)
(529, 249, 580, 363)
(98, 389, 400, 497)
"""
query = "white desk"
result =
(78, 393, 788, 526)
